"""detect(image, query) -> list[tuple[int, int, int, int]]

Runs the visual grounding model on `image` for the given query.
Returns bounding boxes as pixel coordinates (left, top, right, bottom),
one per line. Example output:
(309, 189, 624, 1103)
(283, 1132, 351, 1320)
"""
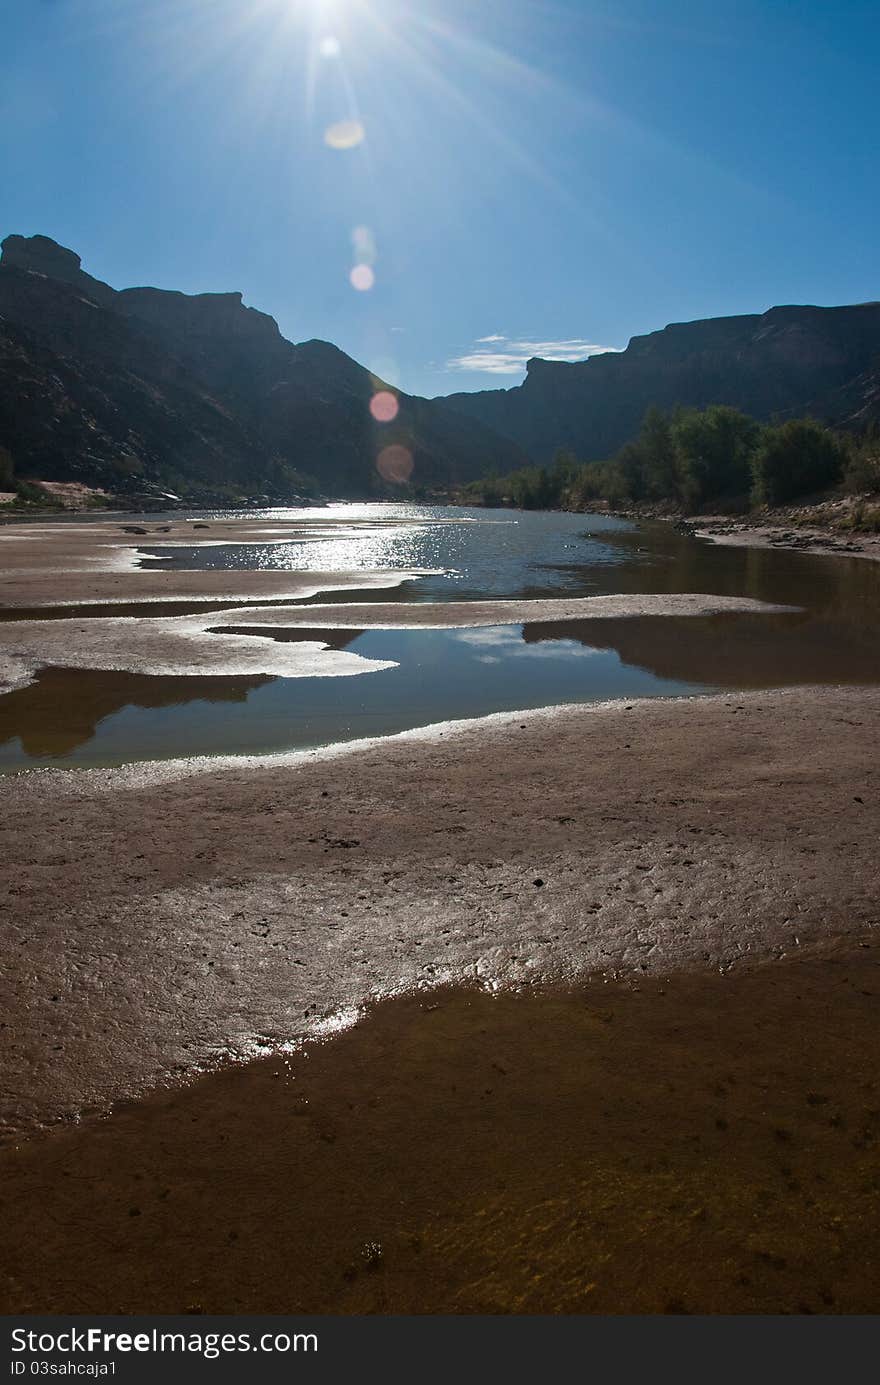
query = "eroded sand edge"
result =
(1, 685, 876, 1138)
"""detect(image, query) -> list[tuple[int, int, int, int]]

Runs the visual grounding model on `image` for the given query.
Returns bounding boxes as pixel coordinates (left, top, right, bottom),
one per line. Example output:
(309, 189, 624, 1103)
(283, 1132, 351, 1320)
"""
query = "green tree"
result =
(613, 442, 647, 501)
(569, 461, 609, 505)
(478, 470, 504, 505)
(671, 405, 759, 509)
(549, 448, 579, 500)
(842, 428, 880, 494)
(506, 465, 556, 509)
(750, 419, 847, 506)
(640, 407, 678, 500)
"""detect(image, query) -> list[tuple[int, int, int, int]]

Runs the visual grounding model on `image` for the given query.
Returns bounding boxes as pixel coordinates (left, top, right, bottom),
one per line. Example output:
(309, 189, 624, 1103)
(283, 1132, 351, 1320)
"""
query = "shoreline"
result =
(1, 507, 877, 1311)
(692, 515, 880, 561)
(3, 500, 880, 568)
(2, 931, 878, 1313)
(2, 684, 877, 1140)
(0, 593, 794, 696)
(0, 513, 440, 608)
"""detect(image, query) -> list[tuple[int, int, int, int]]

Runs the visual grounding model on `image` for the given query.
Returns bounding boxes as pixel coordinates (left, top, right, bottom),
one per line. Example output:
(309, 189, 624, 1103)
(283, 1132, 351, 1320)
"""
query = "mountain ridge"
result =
(0, 233, 526, 500)
(3, 232, 879, 502)
(442, 300, 880, 463)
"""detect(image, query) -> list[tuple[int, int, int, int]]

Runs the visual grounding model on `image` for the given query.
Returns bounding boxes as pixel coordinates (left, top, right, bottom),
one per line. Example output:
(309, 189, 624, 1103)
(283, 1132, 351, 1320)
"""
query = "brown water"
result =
(5, 941, 879, 1313)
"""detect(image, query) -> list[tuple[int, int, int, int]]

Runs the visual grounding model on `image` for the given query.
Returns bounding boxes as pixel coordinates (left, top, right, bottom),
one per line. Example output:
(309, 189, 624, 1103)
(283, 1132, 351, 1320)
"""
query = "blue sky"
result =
(3, 0, 878, 397)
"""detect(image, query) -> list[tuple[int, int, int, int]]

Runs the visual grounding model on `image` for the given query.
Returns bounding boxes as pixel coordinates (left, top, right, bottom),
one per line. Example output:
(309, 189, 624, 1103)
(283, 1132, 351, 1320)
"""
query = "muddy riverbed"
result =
(1, 506, 878, 1313)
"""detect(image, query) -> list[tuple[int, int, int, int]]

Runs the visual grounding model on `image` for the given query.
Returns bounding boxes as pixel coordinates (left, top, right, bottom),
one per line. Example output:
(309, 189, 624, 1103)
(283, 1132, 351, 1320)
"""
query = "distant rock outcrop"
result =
(1, 233, 115, 306)
(5, 232, 877, 496)
(0, 234, 526, 499)
(443, 303, 880, 462)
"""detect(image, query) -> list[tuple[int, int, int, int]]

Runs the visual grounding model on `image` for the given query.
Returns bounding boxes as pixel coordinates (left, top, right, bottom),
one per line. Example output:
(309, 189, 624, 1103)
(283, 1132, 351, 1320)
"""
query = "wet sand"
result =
(1, 936, 878, 1314)
(0, 592, 791, 694)
(695, 518, 880, 562)
(1, 513, 878, 1314)
(2, 686, 877, 1140)
(0, 515, 436, 607)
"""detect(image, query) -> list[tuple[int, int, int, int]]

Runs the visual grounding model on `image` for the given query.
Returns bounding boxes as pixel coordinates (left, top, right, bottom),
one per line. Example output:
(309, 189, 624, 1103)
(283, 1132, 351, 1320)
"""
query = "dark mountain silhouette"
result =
(442, 304, 880, 462)
(0, 234, 526, 499)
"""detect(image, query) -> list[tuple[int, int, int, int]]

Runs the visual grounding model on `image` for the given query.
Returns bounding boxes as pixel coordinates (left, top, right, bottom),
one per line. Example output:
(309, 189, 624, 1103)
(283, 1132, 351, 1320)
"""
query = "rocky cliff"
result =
(0, 234, 526, 499)
(443, 303, 880, 462)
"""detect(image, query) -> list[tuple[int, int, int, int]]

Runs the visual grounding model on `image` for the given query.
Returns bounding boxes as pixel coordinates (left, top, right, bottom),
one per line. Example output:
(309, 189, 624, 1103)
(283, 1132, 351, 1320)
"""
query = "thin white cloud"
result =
(447, 334, 619, 375)
(455, 627, 601, 659)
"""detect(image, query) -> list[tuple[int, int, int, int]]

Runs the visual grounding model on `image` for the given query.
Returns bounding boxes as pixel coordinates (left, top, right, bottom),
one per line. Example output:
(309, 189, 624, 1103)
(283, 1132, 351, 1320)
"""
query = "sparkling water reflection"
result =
(138, 505, 635, 601)
(2, 504, 878, 770)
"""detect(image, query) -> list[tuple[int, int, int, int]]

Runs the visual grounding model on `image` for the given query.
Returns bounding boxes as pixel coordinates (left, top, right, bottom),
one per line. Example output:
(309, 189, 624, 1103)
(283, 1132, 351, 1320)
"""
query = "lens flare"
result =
(370, 391, 399, 422)
(324, 119, 365, 150)
(351, 224, 377, 265)
(376, 445, 414, 484)
(350, 264, 375, 291)
(319, 35, 341, 59)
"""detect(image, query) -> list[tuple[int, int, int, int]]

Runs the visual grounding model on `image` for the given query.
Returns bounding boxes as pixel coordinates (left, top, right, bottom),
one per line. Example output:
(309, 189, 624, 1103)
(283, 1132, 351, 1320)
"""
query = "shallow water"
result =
(2, 504, 878, 770)
(0, 627, 706, 767)
(137, 505, 631, 602)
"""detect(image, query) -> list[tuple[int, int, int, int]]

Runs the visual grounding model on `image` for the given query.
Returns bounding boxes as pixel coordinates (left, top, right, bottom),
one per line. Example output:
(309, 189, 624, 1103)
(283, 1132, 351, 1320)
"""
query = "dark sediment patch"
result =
(2, 938, 878, 1314)
(209, 627, 365, 650)
(0, 587, 417, 623)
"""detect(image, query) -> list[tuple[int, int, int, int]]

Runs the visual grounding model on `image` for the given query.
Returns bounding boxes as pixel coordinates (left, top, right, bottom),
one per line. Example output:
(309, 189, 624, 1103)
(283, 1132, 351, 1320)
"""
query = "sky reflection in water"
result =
(3, 504, 879, 770)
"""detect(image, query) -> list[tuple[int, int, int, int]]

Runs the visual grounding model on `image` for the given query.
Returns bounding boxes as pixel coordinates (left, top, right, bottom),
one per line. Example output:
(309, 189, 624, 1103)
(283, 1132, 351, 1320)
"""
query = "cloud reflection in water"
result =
(455, 625, 602, 662)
